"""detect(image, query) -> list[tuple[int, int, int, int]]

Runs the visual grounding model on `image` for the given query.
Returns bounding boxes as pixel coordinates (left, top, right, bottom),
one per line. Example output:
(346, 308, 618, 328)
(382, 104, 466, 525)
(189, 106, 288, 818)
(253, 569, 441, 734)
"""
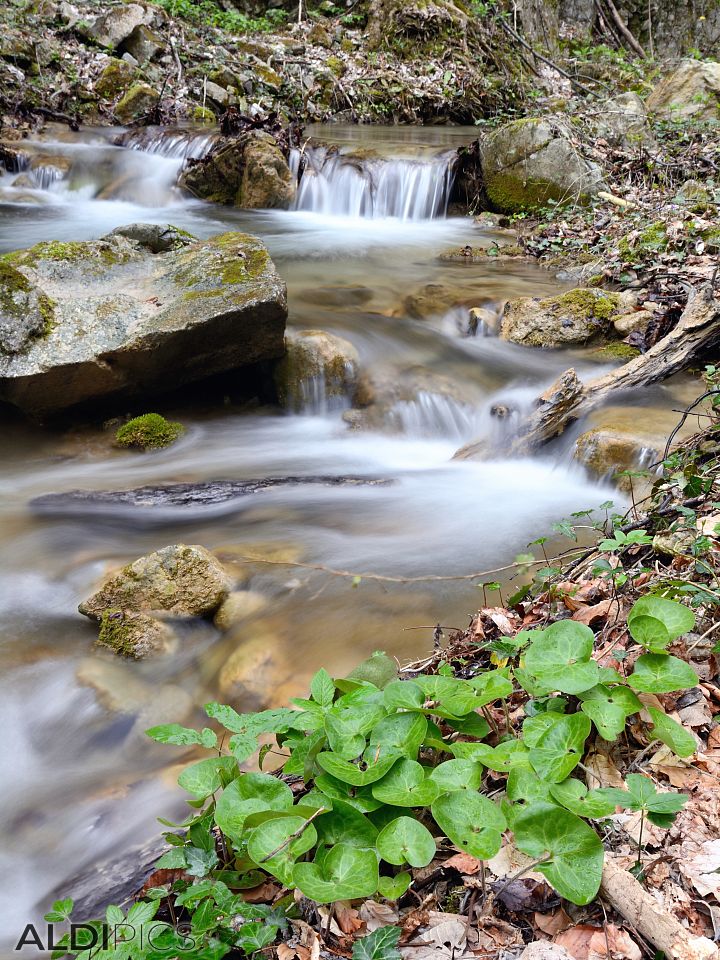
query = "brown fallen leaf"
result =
(535, 907, 574, 937)
(277, 944, 309, 960)
(443, 852, 484, 875)
(242, 880, 280, 903)
(336, 904, 364, 936)
(359, 900, 399, 933)
(571, 599, 614, 625)
(555, 923, 642, 960)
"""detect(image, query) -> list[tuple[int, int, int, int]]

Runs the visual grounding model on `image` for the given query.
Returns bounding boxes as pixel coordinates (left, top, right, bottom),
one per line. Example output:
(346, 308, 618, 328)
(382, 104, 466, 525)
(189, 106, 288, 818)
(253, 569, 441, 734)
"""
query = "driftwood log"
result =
(509, 284, 720, 456)
(600, 859, 719, 960)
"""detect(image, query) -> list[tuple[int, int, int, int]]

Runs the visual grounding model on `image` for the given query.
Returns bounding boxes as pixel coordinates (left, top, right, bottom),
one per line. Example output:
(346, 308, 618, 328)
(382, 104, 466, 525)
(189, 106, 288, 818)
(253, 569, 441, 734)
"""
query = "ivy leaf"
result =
(177, 756, 237, 799)
(235, 921, 278, 953)
(646, 707, 696, 758)
(185, 846, 218, 878)
(528, 714, 591, 783)
(155, 848, 188, 869)
(514, 802, 604, 905)
(214, 773, 294, 841)
(293, 843, 379, 903)
(628, 654, 698, 693)
(628, 597, 695, 646)
(368, 712, 427, 761)
(247, 816, 318, 886)
(429, 759, 483, 792)
(146, 724, 217, 748)
(372, 759, 441, 807)
(376, 817, 436, 868)
(431, 791, 505, 859)
(523, 621, 600, 695)
(317, 752, 397, 786)
(377, 873, 412, 901)
(352, 925, 402, 960)
(311, 668, 336, 708)
(579, 684, 641, 741)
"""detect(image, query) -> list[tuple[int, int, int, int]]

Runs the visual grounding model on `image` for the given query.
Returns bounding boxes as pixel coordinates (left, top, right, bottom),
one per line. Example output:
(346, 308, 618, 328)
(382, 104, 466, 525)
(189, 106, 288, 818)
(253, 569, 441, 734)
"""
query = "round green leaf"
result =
(293, 843, 379, 903)
(383, 680, 424, 711)
(317, 752, 397, 786)
(647, 707, 697, 758)
(514, 802, 603, 905)
(626, 615, 671, 652)
(377, 817, 436, 867)
(452, 738, 529, 771)
(177, 756, 237, 799)
(413, 675, 481, 717)
(524, 620, 599, 695)
(628, 654, 698, 693)
(468, 671, 513, 706)
(549, 779, 617, 819)
(431, 791, 506, 860)
(579, 684, 641, 741)
(528, 714, 591, 783)
(368, 712, 428, 761)
(214, 773, 293, 841)
(314, 800, 378, 848)
(378, 872, 411, 900)
(314, 773, 382, 812)
(628, 597, 695, 642)
(247, 816, 318, 885)
(372, 759, 441, 807)
(429, 759, 483, 793)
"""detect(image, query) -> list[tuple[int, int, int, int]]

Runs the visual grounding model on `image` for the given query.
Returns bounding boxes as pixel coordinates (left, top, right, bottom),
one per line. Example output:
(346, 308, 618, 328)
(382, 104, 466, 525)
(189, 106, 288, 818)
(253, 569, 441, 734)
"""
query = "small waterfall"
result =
(291, 145, 456, 220)
(392, 392, 482, 440)
(117, 126, 219, 161)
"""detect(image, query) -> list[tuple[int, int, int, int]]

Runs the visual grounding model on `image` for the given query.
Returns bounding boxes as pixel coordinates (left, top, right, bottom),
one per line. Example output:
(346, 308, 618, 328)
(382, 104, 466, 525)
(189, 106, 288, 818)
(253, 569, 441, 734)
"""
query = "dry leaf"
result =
(443, 852, 484, 875)
(571, 599, 614, 625)
(535, 908, 574, 936)
(679, 840, 720, 900)
(488, 841, 545, 881)
(336, 904, 364, 936)
(584, 747, 624, 789)
(358, 900, 399, 932)
(555, 923, 642, 960)
(242, 880, 280, 903)
(289, 921, 320, 960)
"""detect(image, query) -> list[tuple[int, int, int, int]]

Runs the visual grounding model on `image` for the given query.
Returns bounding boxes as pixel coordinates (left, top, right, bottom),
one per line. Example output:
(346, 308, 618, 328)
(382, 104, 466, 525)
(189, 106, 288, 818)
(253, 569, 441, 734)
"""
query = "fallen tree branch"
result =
(600, 859, 719, 960)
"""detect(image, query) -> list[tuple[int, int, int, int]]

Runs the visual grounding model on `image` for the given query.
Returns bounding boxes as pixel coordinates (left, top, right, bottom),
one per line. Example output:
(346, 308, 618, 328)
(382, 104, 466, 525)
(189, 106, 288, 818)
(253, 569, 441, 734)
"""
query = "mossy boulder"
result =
(274, 329, 359, 412)
(647, 60, 720, 120)
(115, 82, 160, 122)
(96, 608, 177, 659)
(115, 413, 184, 450)
(79, 544, 232, 621)
(480, 119, 602, 213)
(501, 288, 621, 348)
(0, 225, 286, 416)
(95, 58, 138, 99)
(180, 131, 296, 210)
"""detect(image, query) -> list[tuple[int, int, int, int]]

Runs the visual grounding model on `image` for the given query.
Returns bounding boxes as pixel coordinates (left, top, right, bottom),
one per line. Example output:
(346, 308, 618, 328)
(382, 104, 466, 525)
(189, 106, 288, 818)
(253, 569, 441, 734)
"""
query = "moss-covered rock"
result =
(115, 82, 159, 122)
(480, 118, 602, 214)
(115, 413, 184, 450)
(95, 57, 138, 99)
(0, 225, 287, 417)
(501, 288, 621, 348)
(274, 329, 359, 412)
(618, 223, 667, 262)
(96, 608, 176, 659)
(79, 544, 232, 621)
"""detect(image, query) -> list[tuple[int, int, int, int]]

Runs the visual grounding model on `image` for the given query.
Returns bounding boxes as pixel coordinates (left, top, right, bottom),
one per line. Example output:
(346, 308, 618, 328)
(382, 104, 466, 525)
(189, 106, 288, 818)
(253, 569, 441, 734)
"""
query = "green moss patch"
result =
(115, 413, 185, 450)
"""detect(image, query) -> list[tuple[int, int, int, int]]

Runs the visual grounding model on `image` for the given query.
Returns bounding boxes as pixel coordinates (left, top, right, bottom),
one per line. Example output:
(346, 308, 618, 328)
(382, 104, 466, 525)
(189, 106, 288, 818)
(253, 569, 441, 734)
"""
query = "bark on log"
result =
(511, 284, 720, 456)
(600, 859, 719, 960)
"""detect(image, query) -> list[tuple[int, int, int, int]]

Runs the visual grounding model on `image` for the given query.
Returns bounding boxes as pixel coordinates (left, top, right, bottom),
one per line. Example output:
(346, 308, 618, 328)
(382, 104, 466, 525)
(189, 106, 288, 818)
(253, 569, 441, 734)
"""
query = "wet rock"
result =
(76, 655, 192, 722)
(501, 288, 621, 348)
(297, 285, 373, 307)
(218, 632, 284, 708)
(96, 608, 177, 659)
(647, 60, 720, 120)
(274, 328, 359, 411)
(79, 544, 232, 620)
(213, 590, 268, 630)
(85, 3, 150, 49)
(115, 82, 160, 122)
(0, 261, 55, 353)
(480, 118, 602, 213)
(652, 530, 694, 557)
(573, 427, 658, 488)
(403, 283, 457, 320)
(0, 226, 287, 417)
(595, 92, 651, 147)
(95, 57, 138, 99)
(32, 476, 391, 519)
(613, 309, 654, 337)
(107, 222, 194, 253)
(180, 131, 296, 209)
(121, 24, 164, 63)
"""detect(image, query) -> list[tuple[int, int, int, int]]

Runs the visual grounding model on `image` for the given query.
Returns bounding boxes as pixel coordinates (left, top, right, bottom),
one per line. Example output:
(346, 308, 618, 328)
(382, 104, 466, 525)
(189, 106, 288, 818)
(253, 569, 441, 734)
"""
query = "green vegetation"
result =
(115, 413, 185, 450)
(155, 0, 288, 33)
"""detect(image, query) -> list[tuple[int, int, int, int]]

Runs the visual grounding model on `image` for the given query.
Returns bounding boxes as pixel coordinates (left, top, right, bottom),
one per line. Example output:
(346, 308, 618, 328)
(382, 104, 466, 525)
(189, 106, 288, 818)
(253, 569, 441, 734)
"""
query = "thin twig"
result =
(258, 807, 327, 863)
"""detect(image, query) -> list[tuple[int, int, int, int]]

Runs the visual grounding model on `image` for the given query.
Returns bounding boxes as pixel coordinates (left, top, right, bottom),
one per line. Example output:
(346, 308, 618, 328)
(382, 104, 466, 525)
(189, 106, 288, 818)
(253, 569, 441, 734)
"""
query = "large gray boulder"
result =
(647, 60, 720, 120)
(85, 3, 161, 49)
(0, 225, 287, 417)
(480, 118, 602, 213)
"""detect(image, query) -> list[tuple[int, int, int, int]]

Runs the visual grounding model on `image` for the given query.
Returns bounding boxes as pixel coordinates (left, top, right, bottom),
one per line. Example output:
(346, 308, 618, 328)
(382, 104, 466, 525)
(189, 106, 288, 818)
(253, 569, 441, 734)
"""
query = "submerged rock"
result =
(647, 60, 720, 120)
(213, 590, 268, 630)
(274, 329, 359, 412)
(218, 631, 285, 709)
(573, 426, 658, 489)
(403, 283, 457, 320)
(79, 544, 232, 620)
(180, 131, 296, 209)
(501, 288, 621, 348)
(480, 119, 602, 213)
(0, 226, 287, 417)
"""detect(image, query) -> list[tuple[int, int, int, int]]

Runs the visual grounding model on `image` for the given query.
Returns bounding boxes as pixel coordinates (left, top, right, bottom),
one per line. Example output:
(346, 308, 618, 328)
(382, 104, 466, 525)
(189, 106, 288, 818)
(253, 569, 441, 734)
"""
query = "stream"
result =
(0, 122, 694, 949)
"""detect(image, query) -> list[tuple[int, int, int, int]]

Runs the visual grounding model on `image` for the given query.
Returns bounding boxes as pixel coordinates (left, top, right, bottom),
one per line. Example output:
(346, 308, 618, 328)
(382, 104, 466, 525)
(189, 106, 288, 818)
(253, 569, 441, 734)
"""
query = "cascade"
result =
(290, 144, 456, 220)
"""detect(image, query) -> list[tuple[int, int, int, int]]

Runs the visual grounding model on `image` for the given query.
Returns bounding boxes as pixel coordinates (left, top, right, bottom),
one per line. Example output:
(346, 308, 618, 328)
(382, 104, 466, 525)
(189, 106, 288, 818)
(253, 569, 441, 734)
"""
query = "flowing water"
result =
(0, 122, 696, 948)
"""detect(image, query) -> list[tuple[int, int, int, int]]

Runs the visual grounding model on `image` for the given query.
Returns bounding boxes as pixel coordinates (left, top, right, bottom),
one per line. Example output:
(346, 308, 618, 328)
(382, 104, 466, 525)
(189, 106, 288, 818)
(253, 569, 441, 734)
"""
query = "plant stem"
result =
(258, 808, 327, 863)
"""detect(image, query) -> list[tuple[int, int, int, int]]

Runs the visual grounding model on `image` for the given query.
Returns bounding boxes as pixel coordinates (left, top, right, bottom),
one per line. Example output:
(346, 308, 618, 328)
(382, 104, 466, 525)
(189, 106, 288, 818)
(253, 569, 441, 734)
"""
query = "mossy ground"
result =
(115, 413, 185, 450)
